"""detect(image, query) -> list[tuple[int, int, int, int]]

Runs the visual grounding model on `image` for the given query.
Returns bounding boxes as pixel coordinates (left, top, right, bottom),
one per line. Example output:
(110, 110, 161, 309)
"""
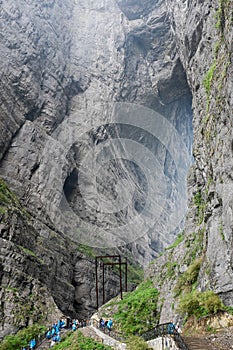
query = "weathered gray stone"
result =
(147, 0, 233, 323)
(1, 0, 232, 339)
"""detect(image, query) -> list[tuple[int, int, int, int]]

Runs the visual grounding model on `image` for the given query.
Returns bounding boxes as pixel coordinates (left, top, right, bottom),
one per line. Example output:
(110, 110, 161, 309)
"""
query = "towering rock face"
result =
(0, 0, 192, 266)
(3, 0, 231, 338)
(147, 0, 233, 322)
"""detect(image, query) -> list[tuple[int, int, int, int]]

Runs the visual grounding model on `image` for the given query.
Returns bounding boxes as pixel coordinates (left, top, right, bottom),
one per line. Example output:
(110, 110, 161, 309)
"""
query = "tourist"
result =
(72, 322, 77, 331)
(46, 330, 52, 339)
(50, 336, 56, 348)
(100, 318, 105, 329)
(167, 321, 175, 334)
(107, 319, 113, 334)
(29, 338, 36, 349)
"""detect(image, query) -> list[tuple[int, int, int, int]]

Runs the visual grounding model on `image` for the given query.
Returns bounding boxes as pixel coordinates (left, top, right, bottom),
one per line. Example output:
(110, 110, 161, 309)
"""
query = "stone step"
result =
(35, 339, 50, 350)
(35, 328, 69, 350)
(183, 336, 219, 350)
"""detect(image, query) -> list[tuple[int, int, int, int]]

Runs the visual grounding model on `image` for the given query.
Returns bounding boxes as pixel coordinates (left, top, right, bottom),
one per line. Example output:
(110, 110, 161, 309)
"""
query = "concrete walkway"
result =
(35, 325, 179, 350)
(182, 336, 220, 350)
(80, 326, 127, 349)
(80, 325, 180, 350)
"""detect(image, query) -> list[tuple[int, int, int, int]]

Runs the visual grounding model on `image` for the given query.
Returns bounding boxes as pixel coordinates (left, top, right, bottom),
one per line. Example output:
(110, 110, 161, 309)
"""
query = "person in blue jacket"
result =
(55, 332, 61, 342)
(72, 322, 77, 331)
(107, 319, 113, 333)
(167, 321, 175, 334)
(46, 330, 51, 339)
(29, 338, 36, 349)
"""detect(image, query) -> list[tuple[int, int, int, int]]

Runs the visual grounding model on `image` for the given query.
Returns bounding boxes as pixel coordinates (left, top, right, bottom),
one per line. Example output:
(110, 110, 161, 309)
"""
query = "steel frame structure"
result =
(95, 255, 127, 310)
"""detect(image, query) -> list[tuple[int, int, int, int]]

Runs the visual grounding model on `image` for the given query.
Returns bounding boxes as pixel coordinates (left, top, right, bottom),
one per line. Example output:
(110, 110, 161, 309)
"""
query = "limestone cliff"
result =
(146, 0, 233, 323)
(0, 0, 232, 339)
(0, 0, 192, 264)
(0, 0, 192, 338)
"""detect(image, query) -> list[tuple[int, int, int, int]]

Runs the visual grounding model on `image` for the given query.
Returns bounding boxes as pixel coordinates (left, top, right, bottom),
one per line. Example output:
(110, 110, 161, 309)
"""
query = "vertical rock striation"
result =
(0, 0, 193, 265)
(147, 0, 233, 322)
(4, 0, 232, 337)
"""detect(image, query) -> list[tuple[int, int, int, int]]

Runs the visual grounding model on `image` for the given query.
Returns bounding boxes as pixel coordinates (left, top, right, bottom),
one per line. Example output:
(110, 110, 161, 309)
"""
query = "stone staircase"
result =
(35, 328, 68, 350)
(35, 326, 126, 350)
(80, 326, 126, 349)
(182, 336, 219, 350)
(35, 338, 50, 350)
(35, 327, 223, 350)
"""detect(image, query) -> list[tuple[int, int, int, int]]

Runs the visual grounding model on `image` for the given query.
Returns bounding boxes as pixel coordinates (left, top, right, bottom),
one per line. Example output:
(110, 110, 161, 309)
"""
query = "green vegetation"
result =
(177, 290, 224, 319)
(18, 245, 37, 258)
(3, 286, 48, 327)
(53, 331, 111, 350)
(0, 177, 25, 212)
(0, 178, 13, 205)
(113, 280, 159, 335)
(126, 335, 151, 350)
(174, 258, 202, 297)
(215, 4, 223, 30)
(215, 0, 231, 31)
(223, 306, 233, 315)
(165, 232, 184, 250)
(203, 60, 217, 98)
(103, 259, 143, 285)
(163, 260, 178, 280)
(0, 177, 30, 219)
(127, 264, 144, 284)
(202, 0, 231, 122)
(18, 246, 44, 264)
(193, 191, 206, 224)
(206, 325, 216, 333)
(0, 324, 47, 350)
(156, 233, 184, 282)
(77, 244, 95, 258)
(189, 229, 205, 262)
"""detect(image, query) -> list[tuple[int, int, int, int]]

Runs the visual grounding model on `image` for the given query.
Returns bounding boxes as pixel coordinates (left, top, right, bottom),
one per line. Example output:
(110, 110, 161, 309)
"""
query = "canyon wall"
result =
(1, 0, 232, 337)
(147, 0, 233, 323)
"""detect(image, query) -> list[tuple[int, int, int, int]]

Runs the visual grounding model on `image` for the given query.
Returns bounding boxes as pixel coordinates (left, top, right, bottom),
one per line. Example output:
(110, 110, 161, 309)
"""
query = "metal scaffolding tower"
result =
(95, 255, 128, 310)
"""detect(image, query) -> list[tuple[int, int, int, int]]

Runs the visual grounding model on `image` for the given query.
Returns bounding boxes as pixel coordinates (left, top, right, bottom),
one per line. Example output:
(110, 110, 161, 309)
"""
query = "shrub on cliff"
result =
(113, 280, 159, 335)
(177, 290, 224, 319)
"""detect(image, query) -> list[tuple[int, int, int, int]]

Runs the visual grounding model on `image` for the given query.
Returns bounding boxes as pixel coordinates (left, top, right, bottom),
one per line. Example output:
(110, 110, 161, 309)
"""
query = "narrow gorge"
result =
(0, 0, 232, 343)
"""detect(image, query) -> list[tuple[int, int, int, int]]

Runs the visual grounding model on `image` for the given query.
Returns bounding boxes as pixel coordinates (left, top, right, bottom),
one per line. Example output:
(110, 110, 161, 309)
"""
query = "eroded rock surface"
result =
(0, 0, 192, 264)
(4, 0, 233, 338)
(147, 0, 233, 323)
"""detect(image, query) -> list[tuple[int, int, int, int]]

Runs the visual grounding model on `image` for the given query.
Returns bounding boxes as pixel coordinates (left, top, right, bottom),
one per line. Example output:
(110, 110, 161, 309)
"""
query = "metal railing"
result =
(91, 319, 126, 342)
(141, 323, 189, 350)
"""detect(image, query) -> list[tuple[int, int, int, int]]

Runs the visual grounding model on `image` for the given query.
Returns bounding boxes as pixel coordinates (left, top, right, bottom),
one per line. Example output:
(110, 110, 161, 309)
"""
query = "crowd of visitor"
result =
(21, 317, 90, 349)
(99, 318, 113, 334)
(46, 317, 89, 347)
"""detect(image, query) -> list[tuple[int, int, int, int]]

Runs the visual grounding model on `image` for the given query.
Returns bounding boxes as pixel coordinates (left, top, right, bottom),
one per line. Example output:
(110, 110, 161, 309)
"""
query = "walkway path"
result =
(80, 326, 126, 349)
(35, 328, 68, 350)
(34, 325, 126, 350)
(182, 336, 219, 350)
(33, 322, 232, 350)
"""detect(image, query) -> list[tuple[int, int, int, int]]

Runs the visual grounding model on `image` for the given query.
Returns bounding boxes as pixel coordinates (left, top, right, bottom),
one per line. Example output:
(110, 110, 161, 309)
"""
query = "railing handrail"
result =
(141, 322, 189, 350)
(90, 320, 189, 350)
(91, 319, 126, 342)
